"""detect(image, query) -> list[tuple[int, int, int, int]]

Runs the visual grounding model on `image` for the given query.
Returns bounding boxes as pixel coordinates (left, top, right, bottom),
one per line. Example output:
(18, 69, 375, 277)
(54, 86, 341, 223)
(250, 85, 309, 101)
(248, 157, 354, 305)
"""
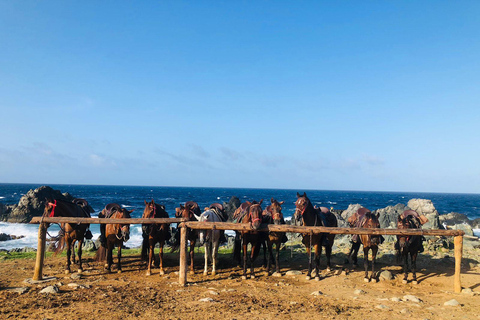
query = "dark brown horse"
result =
(141, 200, 171, 276)
(95, 204, 132, 273)
(294, 193, 337, 280)
(175, 201, 200, 274)
(396, 210, 425, 284)
(346, 208, 382, 282)
(263, 198, 287, 276)
(233, 200, 265, 279)
(43, 198, 92, 274)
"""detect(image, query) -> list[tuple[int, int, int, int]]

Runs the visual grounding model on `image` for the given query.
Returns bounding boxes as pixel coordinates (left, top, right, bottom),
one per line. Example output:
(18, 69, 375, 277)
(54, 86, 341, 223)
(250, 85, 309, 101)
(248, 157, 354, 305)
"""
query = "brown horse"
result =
(346, 208, 382, 282)
(263, 198, 287, 276)
(294, 193, 337, 280)
(396, 210, 425, 284)
(141, 200, 171, 276)
(95, 204, 132, 273)
(43, 198, 92, 274)
(175, 201, 200, 274)
(233, 200, 265, 279)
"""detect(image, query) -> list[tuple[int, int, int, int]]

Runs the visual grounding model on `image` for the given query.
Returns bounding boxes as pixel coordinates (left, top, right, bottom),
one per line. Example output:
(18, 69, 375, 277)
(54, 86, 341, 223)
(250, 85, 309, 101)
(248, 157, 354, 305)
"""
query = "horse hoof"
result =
(242, 276, 247, 280)
(211, 271, 216, 276)
(364, 278, 370, 283)
(65, 270, 70, 275)
(315, 276, 320, 281)
(159, 270, 165, 276)
(402, 280, 408, 284)
(117, 270, 122, 274)
(327, 267, 332, 272)
(104, 264, 109, 268)
(146, 271, 151, 276)
(203, 271, 208, 276)
(189, 271, 195, 275)
(413, 280, 418, 285)
(77, 269, 83, 274)
(272, 272, 282, 277)
(305, 276, 311, 281)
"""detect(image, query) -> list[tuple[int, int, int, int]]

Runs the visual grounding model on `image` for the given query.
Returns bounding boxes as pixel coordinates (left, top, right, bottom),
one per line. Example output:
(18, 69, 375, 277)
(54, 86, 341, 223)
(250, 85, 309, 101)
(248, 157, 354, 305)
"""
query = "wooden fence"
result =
(30, 217, 465, 293)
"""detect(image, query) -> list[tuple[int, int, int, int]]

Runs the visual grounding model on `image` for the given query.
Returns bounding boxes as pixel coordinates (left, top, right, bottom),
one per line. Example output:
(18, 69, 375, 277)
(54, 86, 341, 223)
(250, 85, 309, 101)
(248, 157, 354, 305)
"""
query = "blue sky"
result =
(1, 1, 479, 193)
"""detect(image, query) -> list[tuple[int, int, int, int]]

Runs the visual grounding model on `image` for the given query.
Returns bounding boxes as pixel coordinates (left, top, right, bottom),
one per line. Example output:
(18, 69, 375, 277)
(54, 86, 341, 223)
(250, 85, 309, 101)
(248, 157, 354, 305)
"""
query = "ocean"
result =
(1, 183, 479, 250)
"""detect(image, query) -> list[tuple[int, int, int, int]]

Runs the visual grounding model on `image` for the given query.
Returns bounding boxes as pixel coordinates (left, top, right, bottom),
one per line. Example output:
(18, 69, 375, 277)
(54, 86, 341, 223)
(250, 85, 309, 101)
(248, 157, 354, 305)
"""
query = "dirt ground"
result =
(1, 242, 479, 320)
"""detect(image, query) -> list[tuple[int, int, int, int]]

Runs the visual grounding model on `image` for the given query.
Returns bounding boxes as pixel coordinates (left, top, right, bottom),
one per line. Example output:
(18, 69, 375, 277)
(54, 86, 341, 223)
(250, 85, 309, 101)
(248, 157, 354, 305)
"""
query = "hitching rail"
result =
(29, 217, 465, 293)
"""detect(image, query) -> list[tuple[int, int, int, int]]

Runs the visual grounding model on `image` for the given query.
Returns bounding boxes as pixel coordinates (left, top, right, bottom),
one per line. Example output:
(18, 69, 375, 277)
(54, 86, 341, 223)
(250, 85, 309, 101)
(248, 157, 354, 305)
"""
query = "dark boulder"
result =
(439, 212, 472, 226)
(3, 186, 75, 223)
(223, 196, 240, 222)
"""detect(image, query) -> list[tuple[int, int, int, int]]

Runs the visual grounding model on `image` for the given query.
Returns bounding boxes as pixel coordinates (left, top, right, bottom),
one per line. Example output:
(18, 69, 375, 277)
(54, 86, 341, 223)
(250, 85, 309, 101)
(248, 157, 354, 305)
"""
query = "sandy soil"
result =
(1, 242, 479, 320)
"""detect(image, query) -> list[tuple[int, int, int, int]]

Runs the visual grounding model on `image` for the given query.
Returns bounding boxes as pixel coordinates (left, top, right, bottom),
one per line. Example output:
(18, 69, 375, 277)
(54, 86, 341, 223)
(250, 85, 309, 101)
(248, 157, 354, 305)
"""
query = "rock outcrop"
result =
(2, 186, 75, 223)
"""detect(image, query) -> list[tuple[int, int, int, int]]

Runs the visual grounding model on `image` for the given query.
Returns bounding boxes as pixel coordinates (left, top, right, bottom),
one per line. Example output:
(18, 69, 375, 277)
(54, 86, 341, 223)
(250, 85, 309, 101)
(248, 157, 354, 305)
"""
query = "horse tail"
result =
(95, 244, 107, 262)
(52, 233, 66, 255)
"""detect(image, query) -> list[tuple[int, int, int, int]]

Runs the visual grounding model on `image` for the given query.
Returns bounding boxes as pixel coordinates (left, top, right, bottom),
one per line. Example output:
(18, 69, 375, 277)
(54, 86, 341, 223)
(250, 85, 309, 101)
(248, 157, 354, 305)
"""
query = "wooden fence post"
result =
(33, 223, 47, 281)
(179, 223, 188, 286)
(454, 235, 463, 293)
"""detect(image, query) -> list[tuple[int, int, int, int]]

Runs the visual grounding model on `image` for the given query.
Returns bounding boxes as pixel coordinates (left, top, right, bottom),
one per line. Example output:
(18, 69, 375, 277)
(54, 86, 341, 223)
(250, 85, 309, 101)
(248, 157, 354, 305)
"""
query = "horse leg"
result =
(363, 246, 370, 282)
(189, 239, 195, 275)
(242, 237, 248, 280)
(159, 242, 165, 276)
(146, 242, 153, 276)
(204, 241, 210, 275)
(212, 235, 219, 276)
(77, 238, 84, 273)
(314, 243, 321, 281)
(106, 243, 113, 273)
(251, 241, 261, 279)
(266, 239, 273, 275)
(306, 240, 312, 280)
(325, 236, 333, 272)
(117, 243, 123, 273)
(402, 249, 408, 284)
(275, 241, 281, 275)
(65, 237, 72, 274)
(72, 239, 77, 265)
(370, 245, 378, 282)
(411, 250, 418, 284)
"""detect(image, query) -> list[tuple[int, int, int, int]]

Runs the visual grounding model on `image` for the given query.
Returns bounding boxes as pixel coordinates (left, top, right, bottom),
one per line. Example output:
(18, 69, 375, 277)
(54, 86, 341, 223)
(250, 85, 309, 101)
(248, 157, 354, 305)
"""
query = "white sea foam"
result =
(0, 221, 145, 250)
(474, 229, 480, 238)
(0, 196, 5, 199)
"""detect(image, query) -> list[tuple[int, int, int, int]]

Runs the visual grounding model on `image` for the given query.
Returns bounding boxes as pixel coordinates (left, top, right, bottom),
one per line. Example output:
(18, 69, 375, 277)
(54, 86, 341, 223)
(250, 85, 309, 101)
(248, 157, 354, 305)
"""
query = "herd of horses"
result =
(42, 193, 426, 284)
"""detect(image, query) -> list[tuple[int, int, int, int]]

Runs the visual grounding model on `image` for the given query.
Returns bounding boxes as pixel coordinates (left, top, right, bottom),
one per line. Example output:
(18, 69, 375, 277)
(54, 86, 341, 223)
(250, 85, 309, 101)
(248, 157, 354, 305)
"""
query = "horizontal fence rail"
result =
(29, 216, 465, 293)
(30, 217, 185, 224)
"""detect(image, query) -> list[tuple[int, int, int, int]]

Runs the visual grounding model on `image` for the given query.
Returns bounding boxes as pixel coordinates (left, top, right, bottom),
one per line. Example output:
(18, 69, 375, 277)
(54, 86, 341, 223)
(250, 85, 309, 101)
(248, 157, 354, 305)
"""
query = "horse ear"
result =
(129, 209, 135, 213)
(303, 193, 307, 197)
(259, 199, 263, 205)
(279, 201, 284, 205)
(144, 200, 148, 205)
(297, 192, 300, 198)
(271, 197, 274, 203)
(151, 199, 155, 205)
(397, 215, 402, 222)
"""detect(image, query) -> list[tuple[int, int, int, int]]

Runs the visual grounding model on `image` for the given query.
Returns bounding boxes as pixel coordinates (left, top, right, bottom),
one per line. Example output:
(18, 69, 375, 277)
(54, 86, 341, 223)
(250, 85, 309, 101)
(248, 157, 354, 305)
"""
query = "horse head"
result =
(270, 198, 285, 225)
(248, 199, 263, 230)
(294, 192, 309, 223)
(114, 208, 133, 242)
(198, 210, 212, 245)
(397, 213, 420, 248)
(363, 211, 381, 245)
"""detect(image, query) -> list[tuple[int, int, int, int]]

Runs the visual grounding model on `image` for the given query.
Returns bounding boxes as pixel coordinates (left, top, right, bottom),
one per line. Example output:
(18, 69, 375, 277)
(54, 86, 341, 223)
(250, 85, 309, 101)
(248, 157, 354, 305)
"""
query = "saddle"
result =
(401, 210, 428, 226)
(103, 203, 122, 218)
(73, 198, 92, 218)
(233, 202, 251, 222)
(210, 203, 228, 222)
